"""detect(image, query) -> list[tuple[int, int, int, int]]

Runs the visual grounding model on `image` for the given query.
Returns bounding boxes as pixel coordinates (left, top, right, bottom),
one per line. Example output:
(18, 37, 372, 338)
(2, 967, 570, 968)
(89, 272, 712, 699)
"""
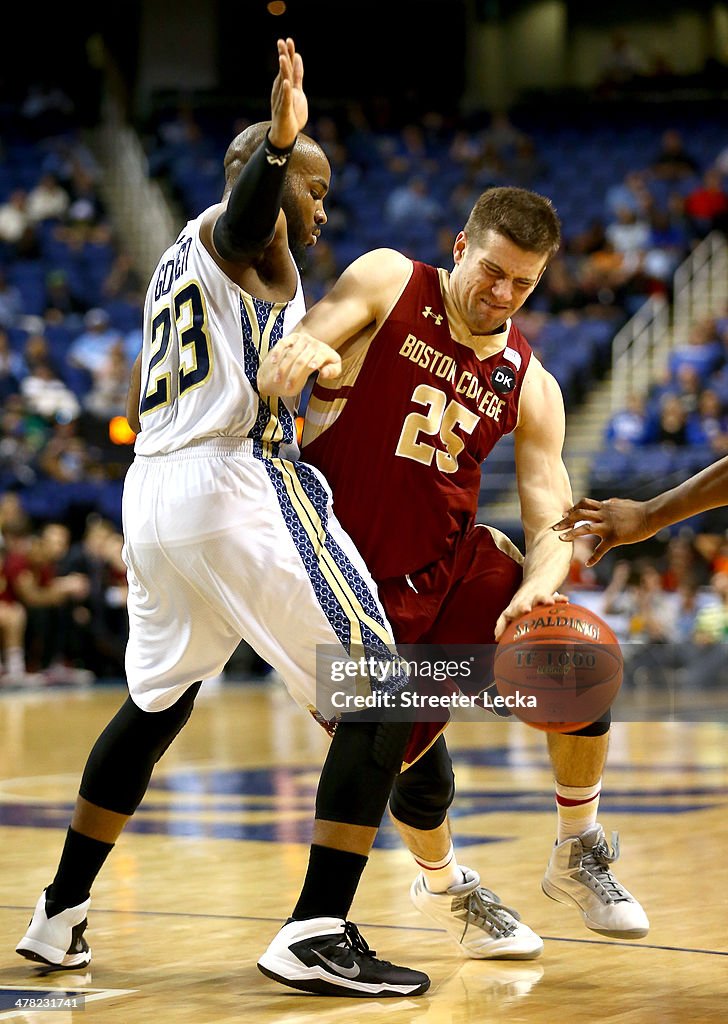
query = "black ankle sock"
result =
(46, 827, 114, 909)
(292, 844, 368, 922)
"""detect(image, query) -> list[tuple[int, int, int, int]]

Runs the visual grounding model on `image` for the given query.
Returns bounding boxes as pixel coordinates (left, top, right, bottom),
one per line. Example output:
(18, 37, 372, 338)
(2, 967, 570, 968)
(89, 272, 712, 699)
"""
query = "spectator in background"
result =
(672, 579, 703, 645)
(0, 528, 31, 683)
(0, 270, 23, 329)
(659, 534, 710, 592)
(0, 554, 30, 682)
(686, 388, 728, 453)
(66, 167, 105, 228)
(600, 559, 635, 645)
(0, 329, 23, 397)
(506, 136, 546, 189)
(668, 363, 706, 415)
(84, 338, 130, 419)
(668, 318, 723, 380)
(2, 521, 90, 679)
(650, 129, 700, 182)
(59, 516, 128, 679)
(644, 207, 690, 282)
(44, 269, 87, 325)
(38, 428, 94, 484)
(628, 561, 679, 644)
(68, 308, 123, 377)
(0, 493, 30, 547)
(100, 250, 143, 304)
(690, 572, 728, 687)
(656, 393, 689, 446)
(605, 171, 651, 221)
(605, 206, 650, 259)
(684, 168, 728, 238)
(0, 190, 31, 247)
(20, 362, 81, 423)
(482, 111, 524, 162)
(26, 173, 70, 224)
(383, 175, 442, 229)
(604, 392, 652, 450)
(0, 395, 44, 487)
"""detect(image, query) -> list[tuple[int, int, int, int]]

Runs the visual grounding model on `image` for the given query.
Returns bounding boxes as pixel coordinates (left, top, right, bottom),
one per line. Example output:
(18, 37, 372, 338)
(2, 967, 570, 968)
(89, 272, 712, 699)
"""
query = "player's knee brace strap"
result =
(389, 736, 455, 831)
(564, 710, 612, 736)
(80, 684, 201, 816)
(315, 718, 412, 828)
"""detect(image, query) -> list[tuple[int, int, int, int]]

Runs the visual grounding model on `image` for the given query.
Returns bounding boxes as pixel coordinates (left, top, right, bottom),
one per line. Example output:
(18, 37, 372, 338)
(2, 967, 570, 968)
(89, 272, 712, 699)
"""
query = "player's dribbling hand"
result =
(494, 588, 569, 642)
(269, 37, 308, 149)
(258, 331, 342, 397)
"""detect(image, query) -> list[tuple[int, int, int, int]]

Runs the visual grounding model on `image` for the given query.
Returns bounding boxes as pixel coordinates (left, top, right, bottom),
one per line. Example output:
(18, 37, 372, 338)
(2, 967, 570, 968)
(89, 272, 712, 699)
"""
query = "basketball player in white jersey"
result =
(16, 38, 430, 998)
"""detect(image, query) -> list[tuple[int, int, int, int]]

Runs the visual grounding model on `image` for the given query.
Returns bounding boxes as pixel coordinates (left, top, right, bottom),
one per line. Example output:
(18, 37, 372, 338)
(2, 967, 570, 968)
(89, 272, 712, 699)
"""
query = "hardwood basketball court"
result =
(0, 680, 726, 1023)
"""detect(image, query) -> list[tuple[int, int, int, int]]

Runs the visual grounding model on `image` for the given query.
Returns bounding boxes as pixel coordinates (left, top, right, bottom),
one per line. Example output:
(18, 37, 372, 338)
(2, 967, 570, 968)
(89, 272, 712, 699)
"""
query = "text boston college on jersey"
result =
(399, 325, 520, 423)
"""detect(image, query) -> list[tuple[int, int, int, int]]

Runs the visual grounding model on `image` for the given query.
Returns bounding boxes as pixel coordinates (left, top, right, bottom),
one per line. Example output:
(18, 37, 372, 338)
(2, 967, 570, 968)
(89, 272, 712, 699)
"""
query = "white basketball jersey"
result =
(134, 211, 306, 458)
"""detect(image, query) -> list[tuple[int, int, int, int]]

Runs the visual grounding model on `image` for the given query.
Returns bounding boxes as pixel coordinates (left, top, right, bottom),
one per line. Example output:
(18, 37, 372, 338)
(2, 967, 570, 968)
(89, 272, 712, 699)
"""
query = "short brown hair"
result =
(464, 186, 561, 258)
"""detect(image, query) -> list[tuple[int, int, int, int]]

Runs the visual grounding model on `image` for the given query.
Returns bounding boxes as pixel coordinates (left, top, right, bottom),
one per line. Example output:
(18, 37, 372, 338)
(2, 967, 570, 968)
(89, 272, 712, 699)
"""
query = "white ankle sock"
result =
(5, 648, 25, 676)
(555, 779, 601, 843)
(414, 841, 462, 893)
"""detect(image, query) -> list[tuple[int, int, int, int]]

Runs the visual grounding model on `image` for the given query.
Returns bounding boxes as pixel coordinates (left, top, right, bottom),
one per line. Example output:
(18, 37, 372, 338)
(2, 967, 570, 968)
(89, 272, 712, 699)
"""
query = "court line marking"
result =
(1, 905, 725, 957)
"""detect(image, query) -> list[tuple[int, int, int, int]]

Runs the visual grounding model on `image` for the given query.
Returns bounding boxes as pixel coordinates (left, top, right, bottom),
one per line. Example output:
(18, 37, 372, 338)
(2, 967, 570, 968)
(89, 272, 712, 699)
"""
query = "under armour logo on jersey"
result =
(265, 152, 289, 166)
(422, 306, 443, 325)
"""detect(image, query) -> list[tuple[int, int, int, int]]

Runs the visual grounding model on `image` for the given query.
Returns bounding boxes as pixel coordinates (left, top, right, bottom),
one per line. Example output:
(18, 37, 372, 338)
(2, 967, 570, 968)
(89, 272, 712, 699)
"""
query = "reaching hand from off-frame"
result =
(553, 497, 652, 566)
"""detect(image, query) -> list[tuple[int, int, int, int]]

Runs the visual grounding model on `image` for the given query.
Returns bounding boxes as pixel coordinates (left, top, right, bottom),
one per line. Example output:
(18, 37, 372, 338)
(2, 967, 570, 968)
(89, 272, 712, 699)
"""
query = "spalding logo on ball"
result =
(494, 603, 623, 733)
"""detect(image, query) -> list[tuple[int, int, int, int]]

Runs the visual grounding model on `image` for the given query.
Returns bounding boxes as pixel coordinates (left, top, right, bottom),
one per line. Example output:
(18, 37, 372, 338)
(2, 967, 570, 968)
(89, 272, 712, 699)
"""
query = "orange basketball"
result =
(493, 603, 623, 733)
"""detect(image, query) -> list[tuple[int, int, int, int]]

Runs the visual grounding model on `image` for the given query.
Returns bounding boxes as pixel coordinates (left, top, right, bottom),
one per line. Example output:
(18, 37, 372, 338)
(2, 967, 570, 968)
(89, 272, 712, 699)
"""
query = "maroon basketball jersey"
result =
(302, 260, 532, 579)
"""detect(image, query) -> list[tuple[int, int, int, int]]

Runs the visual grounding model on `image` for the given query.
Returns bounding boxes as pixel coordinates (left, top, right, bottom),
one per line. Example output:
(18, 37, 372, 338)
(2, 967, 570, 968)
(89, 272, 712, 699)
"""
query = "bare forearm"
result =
(126, 354, 141, 433)
(644, 455, 728, 532)
(522, 528, 572, 594)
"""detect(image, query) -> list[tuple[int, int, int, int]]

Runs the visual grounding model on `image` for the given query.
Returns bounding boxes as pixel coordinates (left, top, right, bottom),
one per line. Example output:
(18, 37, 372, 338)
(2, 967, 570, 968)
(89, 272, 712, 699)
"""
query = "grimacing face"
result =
(450, 228, 549, 335)
(281, 148, 330, 271)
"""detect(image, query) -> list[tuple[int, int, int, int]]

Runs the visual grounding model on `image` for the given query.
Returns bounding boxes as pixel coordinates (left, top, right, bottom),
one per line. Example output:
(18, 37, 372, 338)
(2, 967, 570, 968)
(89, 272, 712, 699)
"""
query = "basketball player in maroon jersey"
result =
(555, 453, 728, 563)
(260, 186, 650, 953)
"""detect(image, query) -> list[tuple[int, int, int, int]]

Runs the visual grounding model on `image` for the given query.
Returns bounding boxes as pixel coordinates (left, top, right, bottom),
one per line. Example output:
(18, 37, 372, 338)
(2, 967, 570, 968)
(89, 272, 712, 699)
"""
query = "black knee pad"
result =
(315, 717, 411, 828)
(563, 710, 612, 736)
(389, 735, 455, 831)
(80, 683, 201, 815)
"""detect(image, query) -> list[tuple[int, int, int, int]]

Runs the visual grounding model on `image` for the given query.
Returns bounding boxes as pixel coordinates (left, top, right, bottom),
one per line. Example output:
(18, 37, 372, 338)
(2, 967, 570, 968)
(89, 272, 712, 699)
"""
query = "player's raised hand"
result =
(553, 496, 652, 566)
(269, 37, 308, 150)
(258, 330, 342, 397)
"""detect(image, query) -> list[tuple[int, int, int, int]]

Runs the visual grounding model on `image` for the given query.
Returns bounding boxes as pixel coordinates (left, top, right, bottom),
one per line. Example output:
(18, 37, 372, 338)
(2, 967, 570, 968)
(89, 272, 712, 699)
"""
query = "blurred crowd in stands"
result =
(0, 71, 726, 685)
(565, 525, 728, 691)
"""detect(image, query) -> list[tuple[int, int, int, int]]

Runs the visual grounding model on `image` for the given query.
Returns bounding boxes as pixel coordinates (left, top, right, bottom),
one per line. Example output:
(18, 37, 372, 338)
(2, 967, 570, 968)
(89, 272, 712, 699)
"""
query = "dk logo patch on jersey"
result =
(491, 364, 516, 395)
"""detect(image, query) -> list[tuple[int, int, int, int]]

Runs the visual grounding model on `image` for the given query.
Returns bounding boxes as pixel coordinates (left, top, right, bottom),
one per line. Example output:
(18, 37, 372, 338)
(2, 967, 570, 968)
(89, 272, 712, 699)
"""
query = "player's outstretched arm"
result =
(212, 37, 306, 262)
(494, 360, 572, 639)
(554, 453, 728, 565)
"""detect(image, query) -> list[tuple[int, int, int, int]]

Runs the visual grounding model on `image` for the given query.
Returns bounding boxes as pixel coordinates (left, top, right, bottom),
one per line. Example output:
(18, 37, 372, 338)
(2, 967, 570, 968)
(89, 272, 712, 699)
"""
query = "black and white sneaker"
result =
(16, 889, 92, 969)
(257, 917, 430, 997)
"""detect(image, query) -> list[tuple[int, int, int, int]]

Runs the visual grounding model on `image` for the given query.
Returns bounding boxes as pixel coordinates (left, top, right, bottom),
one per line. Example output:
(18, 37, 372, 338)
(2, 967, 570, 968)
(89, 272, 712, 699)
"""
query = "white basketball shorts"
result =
(122, 438, 396, 713)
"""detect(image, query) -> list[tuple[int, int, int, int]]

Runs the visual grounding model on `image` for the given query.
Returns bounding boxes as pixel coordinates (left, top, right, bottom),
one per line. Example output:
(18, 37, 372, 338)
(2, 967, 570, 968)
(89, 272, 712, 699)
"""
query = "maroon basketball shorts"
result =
(376, 524, 523, 768)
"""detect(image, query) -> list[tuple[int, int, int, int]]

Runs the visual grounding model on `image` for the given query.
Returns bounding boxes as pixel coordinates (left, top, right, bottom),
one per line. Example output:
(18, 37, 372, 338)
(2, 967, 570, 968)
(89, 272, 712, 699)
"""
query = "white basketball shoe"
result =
(16, 889, 92, 968)
(542, 824, 649, 938)
(411, 868, 544, 959)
